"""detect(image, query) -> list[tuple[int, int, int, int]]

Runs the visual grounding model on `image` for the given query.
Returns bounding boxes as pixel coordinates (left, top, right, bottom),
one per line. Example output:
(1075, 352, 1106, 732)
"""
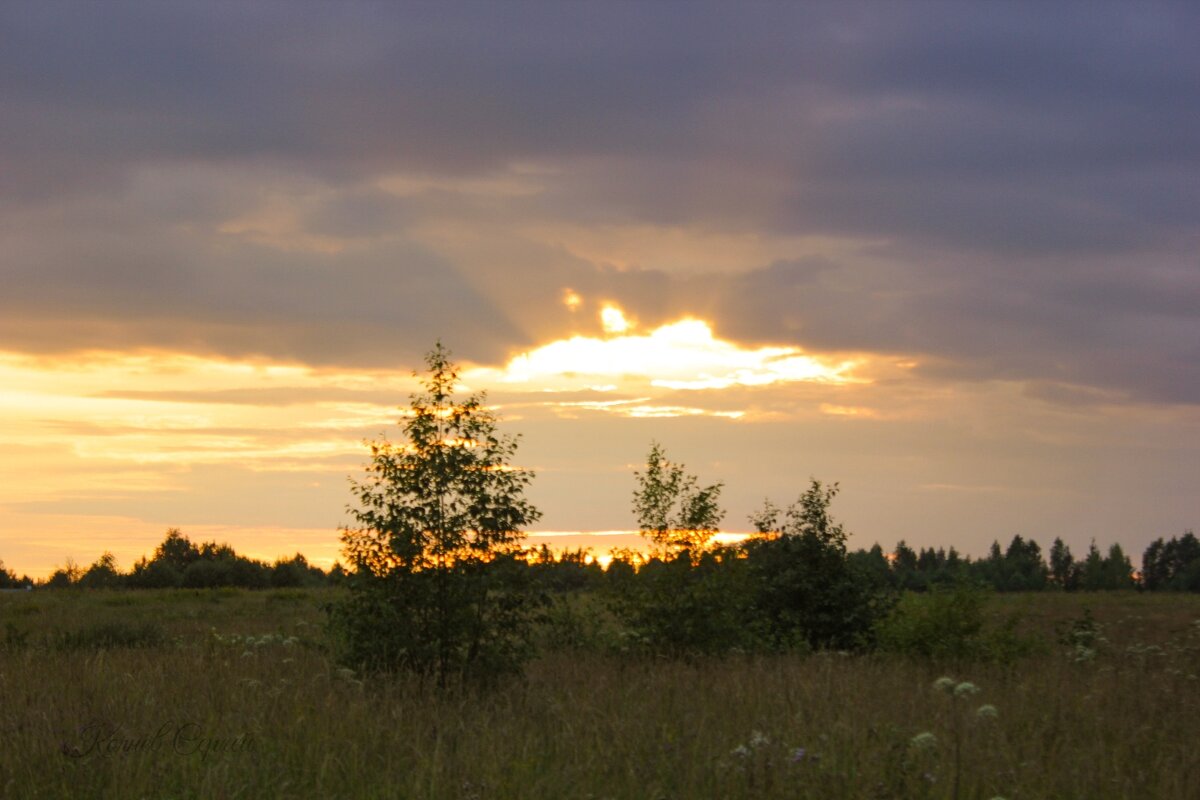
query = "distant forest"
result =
(4, 527, 1198, 593)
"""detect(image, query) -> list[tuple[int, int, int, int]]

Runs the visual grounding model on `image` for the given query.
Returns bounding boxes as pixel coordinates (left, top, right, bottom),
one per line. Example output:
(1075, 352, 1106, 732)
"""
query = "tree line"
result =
(4, 513, 1195, 597)
(4, 529, 335, 591)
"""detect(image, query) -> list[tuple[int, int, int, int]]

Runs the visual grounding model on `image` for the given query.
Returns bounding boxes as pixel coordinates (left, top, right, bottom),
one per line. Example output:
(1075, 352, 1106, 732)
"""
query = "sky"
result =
(1, 2, 1198, 577)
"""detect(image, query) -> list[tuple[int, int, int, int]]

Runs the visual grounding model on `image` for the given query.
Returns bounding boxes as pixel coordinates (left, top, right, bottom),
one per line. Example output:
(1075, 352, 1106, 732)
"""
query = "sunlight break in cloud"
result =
(562, 288, 583, 311)
(550, 397, 745, 420)
(600, 304, 634, 334)
(471, 303, 863, 401)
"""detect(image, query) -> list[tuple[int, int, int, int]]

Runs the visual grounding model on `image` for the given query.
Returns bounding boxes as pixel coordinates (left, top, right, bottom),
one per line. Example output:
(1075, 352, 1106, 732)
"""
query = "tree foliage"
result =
(331, 343, 541, 686)
(1142, 531, 1200, 591)
(340, 343, 538, 576)
(78, 552, 122, 589)
(607, 548, 759, 656)
(742, 479, 892, 650)
(617, 473, 894, 656)
(0, 559, 31, 590)
(631, 441, 724, 558)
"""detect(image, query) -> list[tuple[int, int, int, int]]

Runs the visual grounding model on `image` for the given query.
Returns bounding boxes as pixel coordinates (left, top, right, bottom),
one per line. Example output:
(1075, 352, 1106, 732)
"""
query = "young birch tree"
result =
(333, 342, 541, 686)
(632, 441, 724, 559)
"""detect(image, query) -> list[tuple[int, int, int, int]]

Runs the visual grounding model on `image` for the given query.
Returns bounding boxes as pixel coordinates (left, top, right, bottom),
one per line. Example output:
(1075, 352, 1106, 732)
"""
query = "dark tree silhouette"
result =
(332, 342, 541, 686)
(632, 441, 724, 559)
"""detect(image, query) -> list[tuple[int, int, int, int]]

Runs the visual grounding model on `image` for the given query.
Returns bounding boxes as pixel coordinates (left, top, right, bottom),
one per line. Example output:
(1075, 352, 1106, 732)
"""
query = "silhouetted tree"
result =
(1078, 540, 1135, 591)
(848, 543, 893, 590)
(633, 442, 724, 559)
(742, 480, 892, 650)
(331, 343, 541, 686)
(45, 558, 81, 588)
(270, 553, 327, 588)
(1102, 543, 1135, 590)
(1049, 537, 1078, 590)
(1079, 540, 1106, 590)
(0, 562, 32, 589)
(154, 528, 200, 570)
(78, 552, 122, 589)
(999, 535, 1048, 592)
(527, 547, 604, 593)
(1142, 531, 1200, 591)
(609, 546, 757, 656)
(892, 540, 923, 590)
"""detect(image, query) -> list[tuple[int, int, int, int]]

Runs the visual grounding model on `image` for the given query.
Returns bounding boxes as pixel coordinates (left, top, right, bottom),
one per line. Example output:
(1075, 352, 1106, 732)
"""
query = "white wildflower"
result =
(976, 704, 999, 720)
(910, 731, 937, 750)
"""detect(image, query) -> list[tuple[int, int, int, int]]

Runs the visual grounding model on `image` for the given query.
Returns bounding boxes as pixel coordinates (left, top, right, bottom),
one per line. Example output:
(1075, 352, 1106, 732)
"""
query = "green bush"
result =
(126, 558, 183, 589)
(743, 534, 891, 651)
(607, 550, 762, 657)
(741, 481, 894, 651)
(875, 584, 1040, 662)
(537, 593, 618, 652)
(328, 558, 537, 684)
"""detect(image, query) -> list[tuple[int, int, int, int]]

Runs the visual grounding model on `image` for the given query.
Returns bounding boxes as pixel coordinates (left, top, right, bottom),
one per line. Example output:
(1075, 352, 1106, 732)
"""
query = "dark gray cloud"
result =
(0, 199, 526, 364)
(695, 249, 1200, 404)
(6, 3, 1196, 200)
(1, 1, 1197, 401)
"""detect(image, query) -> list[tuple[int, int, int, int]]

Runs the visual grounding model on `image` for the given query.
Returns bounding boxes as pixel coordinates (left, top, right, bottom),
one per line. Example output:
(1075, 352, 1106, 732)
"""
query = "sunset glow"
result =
(477, 308, 861, 396)
(1, 3, 1196, 579)
(600, 305, 634, 334)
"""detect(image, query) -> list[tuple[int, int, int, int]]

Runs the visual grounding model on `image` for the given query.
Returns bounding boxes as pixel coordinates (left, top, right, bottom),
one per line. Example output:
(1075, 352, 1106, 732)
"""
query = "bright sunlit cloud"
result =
(0, 350, 415, 505)
(550, 397, 745, 420)
(600, 304, 633, 334)
(473, 307, 863, 397)
(819, 403, 882, 419)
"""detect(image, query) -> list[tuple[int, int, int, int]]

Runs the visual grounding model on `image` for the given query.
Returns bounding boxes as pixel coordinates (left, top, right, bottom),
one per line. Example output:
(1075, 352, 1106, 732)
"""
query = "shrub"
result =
(329, 555, 536, 683)
(537, 593, 618, 652)
(875, 584, 1040, 662)
(126, 558, 183, 589)
(607, 549, 761, 657)
(742, 481, 893, 651)
(180, 557, 270, 589)
(77, 552, 123, 589)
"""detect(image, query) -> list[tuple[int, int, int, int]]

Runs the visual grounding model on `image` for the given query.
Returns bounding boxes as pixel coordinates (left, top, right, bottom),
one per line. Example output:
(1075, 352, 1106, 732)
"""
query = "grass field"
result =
(2, 589, 1199, 799)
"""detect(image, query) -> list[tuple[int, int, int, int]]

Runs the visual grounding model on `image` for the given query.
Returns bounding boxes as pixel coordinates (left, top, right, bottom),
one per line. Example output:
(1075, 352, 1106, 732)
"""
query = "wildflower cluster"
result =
(721, 728, 818, 792)
(915, 676, 1006, 799)
(1126, 619, 1200, 680)
(207, 629, 301, 659)
(1059, 609, 1107, 663)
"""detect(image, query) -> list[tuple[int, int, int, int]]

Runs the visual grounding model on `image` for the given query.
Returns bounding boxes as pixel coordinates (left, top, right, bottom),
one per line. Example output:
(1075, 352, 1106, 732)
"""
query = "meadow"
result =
(2, 589, 1198, 799)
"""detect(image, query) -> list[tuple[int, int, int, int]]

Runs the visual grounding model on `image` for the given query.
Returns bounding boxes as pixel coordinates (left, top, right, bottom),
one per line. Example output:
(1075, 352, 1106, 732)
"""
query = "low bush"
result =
(875, 584, 1041, 662)
(606, 550, 762, 657)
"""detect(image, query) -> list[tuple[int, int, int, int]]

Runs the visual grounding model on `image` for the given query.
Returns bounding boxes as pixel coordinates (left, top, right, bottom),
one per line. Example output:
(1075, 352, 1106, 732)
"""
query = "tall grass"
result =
(2, 589, 1198, 798)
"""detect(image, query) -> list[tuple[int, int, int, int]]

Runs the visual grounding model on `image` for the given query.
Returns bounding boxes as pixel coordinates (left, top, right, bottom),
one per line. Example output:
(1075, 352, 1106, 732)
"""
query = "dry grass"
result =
(2, 589, 1199, 799)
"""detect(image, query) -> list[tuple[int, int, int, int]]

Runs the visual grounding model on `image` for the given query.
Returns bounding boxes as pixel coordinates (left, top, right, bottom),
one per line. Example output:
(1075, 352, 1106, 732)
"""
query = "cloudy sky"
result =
(2, 2, 1197, 576)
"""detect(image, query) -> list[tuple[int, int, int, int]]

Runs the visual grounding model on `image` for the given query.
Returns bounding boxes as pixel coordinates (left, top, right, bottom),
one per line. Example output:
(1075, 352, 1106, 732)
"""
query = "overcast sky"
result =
(1, 2, 1197, 576)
